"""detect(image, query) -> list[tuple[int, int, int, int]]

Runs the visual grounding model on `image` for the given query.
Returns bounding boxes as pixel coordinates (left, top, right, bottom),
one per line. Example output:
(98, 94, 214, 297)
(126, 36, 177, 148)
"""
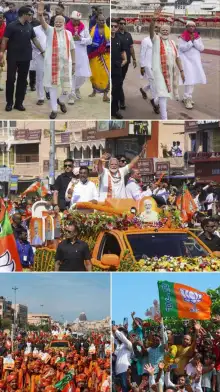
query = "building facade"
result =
(28, 313, 52, 326)
(0, 296, 13, 321)
(70, 316, 110, 332)
(11, 304, 28, 327)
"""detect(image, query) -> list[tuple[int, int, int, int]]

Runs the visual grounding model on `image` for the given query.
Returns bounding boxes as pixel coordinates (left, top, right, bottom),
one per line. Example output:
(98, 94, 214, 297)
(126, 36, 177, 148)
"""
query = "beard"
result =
(160, 33, 169, 40)
(55, 26, 64, 32)
(110, 168, 118, 174)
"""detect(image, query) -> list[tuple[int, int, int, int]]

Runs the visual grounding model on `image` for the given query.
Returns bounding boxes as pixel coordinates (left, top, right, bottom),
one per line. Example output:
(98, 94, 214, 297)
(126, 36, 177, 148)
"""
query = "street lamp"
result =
(12, 287, 18, 325)
(40, 305, 44, 326)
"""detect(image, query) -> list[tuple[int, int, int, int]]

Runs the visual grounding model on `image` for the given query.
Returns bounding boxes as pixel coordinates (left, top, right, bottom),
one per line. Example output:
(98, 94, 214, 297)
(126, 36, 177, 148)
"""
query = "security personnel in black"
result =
(53, 158, 79, 212)
(116, 17, 137, 109)
(111, 18, 127, 119)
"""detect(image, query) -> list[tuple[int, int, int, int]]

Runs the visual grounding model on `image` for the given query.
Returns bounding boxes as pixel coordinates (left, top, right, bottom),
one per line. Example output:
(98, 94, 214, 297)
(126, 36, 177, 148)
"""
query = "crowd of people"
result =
(112, 313, 220, 392)
(111, 7, 207, 119)
(0, 327, 110, 391)
(0, 1, 110, 118)
(2, 153, 220, 271)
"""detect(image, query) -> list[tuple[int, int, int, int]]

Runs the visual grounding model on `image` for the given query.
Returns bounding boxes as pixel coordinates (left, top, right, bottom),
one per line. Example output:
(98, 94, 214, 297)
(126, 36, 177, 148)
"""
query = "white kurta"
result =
(140, 36, 154, 79)
(178, 37, 206, 85)
(30, 25, 47, 71)
(152, 34, 177, 99)
(43, 25, 75, 89)
(74, 27, 92, 78)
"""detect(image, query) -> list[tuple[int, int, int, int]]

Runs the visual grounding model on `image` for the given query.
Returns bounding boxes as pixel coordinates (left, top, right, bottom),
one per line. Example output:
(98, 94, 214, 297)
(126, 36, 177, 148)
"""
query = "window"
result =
(190, 133, 196, 152)
(10, 121, 16, 127)
(74, 147, 82, 160)
(202, 132, 208, 152)
(83, 147, 91, 159)
(92, 146, 100, 158)
(16, 144, 39, 163)
(0, 121, 7, 128)
(100, 234, 121, 258)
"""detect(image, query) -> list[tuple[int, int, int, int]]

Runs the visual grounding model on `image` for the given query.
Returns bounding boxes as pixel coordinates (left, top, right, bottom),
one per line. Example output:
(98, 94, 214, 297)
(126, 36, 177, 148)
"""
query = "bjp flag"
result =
(176, 184, 197, 222)
(0, 199, 22, 271)
(158, 281, 211, 320)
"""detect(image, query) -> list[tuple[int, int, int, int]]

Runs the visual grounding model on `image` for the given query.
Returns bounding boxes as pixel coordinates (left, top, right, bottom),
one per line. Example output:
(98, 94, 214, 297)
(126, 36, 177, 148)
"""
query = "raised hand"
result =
(144, 363, 155, 376)
(153, 6, 162, 20)
(38, 1, 44, 16)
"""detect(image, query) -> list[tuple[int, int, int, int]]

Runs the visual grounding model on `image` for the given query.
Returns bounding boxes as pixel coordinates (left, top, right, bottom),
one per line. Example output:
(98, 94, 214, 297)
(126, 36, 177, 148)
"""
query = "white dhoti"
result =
(35, 55, 45, 100)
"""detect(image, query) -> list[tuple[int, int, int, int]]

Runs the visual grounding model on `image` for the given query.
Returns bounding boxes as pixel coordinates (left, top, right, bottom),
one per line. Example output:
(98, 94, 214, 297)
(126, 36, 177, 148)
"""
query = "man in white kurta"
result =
(65, 166, 98, 206)
(66, 11, 92, 104)
(150, 14, 185, 120)
(178, 21, 206, 110)
(32, 13, 49, 105)
(38, 3, 75, 119)
(139, 33, 159, 114)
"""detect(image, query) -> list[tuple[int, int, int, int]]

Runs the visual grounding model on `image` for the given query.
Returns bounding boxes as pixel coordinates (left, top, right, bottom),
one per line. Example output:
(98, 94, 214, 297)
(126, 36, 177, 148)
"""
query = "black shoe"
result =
(49, 111, 57, 119)
(46, 91, 50, 100)
(112, 111, 123, 119)
(57, 99, 67, 113)
(14, 104, 26, 111)
(120, 104, 126, 110)
(37, 100, 44, 105)
(30, 86, 36, 91)
(140, 87, 147, 100)
(5, 103, 13, 112)
(150, 99, 160, 114)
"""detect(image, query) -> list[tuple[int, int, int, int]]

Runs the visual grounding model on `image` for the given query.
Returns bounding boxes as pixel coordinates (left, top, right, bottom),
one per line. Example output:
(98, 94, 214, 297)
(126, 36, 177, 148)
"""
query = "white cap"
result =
(71, 11, 82, 20)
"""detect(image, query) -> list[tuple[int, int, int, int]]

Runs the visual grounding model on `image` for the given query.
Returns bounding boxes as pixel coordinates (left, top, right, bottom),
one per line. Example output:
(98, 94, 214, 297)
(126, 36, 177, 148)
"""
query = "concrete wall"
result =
(158, 121, 185, 157)
(125, 25, 220, 38)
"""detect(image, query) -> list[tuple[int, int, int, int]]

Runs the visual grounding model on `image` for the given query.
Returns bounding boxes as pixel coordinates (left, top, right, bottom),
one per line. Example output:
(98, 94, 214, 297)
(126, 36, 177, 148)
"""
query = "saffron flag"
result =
(176, 184, 197, 222)
(21, 181, 48, 197)
(157, 281, 211, 320)
(0, 199, 22, 271)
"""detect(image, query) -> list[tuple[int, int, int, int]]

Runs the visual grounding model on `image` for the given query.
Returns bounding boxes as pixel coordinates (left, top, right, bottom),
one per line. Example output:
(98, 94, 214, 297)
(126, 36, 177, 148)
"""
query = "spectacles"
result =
(111, 25, 117, 28)
(65, 229, 73, 234)
(206, 225, 215, 228)
(119, 22, 126, 25)
(120, 160, 126, 163)
(27, 13, 33, 16)
(64, 164, 72, 168)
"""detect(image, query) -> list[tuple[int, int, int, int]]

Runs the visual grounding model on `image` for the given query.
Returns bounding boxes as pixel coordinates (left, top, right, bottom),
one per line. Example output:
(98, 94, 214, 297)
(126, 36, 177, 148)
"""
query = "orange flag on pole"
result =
(0, 199, 23, 271)
(176, 184, 197, 222)
(158, 281, 211, 320)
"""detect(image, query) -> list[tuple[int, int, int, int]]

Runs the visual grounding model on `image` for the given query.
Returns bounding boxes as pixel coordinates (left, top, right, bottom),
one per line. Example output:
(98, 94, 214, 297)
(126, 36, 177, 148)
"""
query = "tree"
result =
(1, 318, 12, 330)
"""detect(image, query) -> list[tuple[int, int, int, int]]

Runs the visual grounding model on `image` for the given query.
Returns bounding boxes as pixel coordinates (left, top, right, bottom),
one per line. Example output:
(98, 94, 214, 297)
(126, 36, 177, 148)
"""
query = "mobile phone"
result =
(170, 364, 178, 369)
(123, 317, 128, 326)
(112, 320, 115, 326)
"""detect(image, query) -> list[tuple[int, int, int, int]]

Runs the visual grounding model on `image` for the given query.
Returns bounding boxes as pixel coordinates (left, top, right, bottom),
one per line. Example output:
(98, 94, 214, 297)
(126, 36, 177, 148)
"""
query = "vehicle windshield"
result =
(127, 233, 210, 259)
(50, 342, 69, 348)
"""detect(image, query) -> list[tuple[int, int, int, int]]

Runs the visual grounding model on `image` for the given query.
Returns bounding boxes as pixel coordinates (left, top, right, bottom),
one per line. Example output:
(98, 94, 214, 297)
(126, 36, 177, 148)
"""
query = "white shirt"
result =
(114, 330, 133, 375)
(126, 179, 153, 200)
(99, 166, 130, 201)
(70, 180, 98, 204)
(205, 193, 214, 210)
(140, 36, 153, 69)
(32, 25, 47, 58)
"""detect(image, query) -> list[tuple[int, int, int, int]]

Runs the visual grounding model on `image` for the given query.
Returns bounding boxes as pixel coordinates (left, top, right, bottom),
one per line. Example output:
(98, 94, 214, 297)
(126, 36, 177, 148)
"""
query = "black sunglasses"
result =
(64, 164, 72, 168)
(26, 13, 33, 16)
(120, 159, 126, 162)
(120, 22, 126, 25)
(111, 25, 117, 28)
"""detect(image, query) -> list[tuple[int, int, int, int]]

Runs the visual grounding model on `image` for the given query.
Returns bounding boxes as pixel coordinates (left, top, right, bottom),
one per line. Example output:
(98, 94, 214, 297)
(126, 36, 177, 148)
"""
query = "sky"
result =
(0, 273, 110, 323)
(112, 273, 219, 325)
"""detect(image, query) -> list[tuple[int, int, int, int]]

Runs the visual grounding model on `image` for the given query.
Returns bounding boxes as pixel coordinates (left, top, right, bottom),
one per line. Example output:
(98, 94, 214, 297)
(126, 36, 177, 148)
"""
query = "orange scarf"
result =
(52, 29, 70, 85)
(160, 37, 177, 93)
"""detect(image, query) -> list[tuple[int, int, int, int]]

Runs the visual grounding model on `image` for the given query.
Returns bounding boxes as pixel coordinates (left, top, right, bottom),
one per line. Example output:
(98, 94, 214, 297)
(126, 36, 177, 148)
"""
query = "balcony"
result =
(188, 151, 220, 162)
(12, 163, 41, 177)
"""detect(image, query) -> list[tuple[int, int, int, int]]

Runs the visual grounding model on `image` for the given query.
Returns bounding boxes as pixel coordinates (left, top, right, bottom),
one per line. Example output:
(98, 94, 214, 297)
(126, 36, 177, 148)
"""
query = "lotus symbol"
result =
(180, 289, 202, 312)
(0, 251, 15, 272)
